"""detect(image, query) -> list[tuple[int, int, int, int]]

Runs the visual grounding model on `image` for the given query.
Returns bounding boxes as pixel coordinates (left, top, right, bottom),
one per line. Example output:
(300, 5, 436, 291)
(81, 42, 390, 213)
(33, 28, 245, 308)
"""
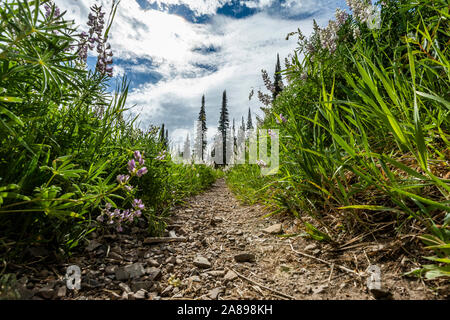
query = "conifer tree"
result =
(246, 108, 253, 130)
(197, 95, 207, 160)
(218, 90, 230, 165)
(273, 53, 283, 100)
(159, 123, 165, 144)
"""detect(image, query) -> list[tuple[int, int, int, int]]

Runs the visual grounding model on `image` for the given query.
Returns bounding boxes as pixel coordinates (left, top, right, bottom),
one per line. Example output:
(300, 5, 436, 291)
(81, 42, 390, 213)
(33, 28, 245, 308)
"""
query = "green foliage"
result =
(227, 0, 449, 277)
(0, 0, 217, 260)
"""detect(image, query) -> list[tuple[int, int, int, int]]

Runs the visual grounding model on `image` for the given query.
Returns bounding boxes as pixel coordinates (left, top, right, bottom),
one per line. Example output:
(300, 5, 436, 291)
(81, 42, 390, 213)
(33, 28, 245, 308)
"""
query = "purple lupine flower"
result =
(268, 129, 276, 138)
(116, 174, 130, 184)
(136, 167, 148, 177)
(132, 199, 145, 210)
(105, 203, 112, 210)
(128, 159, 136, 174)
(156, 150, 167, 161)
(125, 185, 134, 192)
(276, 114, 287, 124)
(134, 150, 142, 161)
(116, 225, 123, 232)
(96, 215, 104, 222)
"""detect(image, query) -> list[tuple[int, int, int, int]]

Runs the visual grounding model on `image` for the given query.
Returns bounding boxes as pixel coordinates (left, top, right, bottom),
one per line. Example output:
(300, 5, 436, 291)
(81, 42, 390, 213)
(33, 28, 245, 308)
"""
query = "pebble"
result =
(37, 287, 54, 299)
(86, 239, 102, 252)
(193, 256, 212, 269)
(234, 252, 256, 263)
(57, 286, 67, 298)
(304, 243, 318, 251)
(146, 267, 162, 281)
(161, 285, 173, 297)
(262, 223, 283, 234)
(223, 270, 238, 282)
(119, 283, 132, 293)
(209, 287, 223, 300)
(133, 289, 147, 300)
(105, 265, 116, 275)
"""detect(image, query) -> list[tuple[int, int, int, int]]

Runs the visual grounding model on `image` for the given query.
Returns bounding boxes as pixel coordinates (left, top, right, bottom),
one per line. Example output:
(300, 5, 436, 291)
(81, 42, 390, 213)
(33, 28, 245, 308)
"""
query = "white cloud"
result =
(54, 0, 341, 145)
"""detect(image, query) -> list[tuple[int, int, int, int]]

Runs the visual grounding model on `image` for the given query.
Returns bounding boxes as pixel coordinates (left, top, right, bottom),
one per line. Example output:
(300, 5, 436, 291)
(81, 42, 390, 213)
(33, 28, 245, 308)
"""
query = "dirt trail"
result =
(6, 179, 444, 300)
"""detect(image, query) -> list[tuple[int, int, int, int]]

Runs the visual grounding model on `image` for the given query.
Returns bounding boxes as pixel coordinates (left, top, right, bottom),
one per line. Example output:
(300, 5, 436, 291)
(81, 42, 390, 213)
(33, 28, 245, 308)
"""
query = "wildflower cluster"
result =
(96, 201, 143, 233)
(346, 0, 381, 30)
(96, 151, 148, 232)
(319, 9, 349, 54)
(155, 150, 167, 161)
(77, 5, 114, 77)
(257, 90, 272, 107)
(276, 114, 287, 124)
(43, 2, 61, 20)
(261, 69, 276, 94)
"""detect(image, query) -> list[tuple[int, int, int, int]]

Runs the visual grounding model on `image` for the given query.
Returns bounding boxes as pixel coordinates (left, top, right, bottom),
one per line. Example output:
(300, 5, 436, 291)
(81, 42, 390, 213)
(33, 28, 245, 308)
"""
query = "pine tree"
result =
(197, 95, 207, 161)
(218, 90, 230, 165)
(273, 53, 283, 100)
(159, 123, 165, 144)
(246, 108, 253, 130)
(165, 129, 169, 148)
(241, 116, 245, 131)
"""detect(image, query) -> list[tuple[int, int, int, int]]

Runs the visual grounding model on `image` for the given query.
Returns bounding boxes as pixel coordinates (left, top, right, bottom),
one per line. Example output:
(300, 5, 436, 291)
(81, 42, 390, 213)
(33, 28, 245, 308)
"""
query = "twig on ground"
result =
(288, 241, 361, 276)
(143, 237, 187, 244)
(230, 267, 295, 300)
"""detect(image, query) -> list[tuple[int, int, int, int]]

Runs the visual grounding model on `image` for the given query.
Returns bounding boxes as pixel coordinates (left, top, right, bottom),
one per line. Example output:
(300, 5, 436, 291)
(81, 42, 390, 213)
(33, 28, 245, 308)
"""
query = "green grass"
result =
(0, 0, 218, 261)
(227, 0, 449, 279)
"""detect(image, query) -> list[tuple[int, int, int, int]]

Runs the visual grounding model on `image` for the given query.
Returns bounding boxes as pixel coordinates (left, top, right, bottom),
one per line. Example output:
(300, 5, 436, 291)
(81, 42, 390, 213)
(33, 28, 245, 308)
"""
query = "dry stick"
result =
(230, 268, 295, 300)
(143, 237, 187, 244)
(288, 242, 360, 276)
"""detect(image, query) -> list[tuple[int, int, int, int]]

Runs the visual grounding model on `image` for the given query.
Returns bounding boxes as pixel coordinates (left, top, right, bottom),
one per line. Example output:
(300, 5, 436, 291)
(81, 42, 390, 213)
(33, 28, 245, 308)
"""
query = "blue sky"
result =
(55, 0, 348, 146)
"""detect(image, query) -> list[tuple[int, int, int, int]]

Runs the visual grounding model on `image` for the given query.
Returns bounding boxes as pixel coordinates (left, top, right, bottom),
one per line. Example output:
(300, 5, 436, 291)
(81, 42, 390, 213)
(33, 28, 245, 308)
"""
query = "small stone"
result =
(209, 287, 223, 300)
(147, 259, 159, 267)
(115, 268, 128, 281)
(175, 258, 183, 265)
(207, 270, 225, 277)
(161, 285, 173, 297)
(37, 287, 54, 299)
(57, 286, 66, 298)
(86, 239, 102, 252)
(105, 265, 116, 275)
(223, 270, 237, 282)
(119, 283, 132, 293)
(133, 289, 147, 300)
(313, 285, 328, 294)
(189, 276, 201, 282)
(121, 292, 129, 300)
(193, 256, 211, 269)
(131, 281, 153, 292)
(304, 243, 318, 251)
(125, 263, 145, 279)
(234, 252, 256, 263)
(108, 252, 123, 261)
(166, 264, 174, 273)
(81, 277, 101, 289)
(146, 267, 162, 281)
(262, 223, 283, 234)
(165, 256, 177, 264)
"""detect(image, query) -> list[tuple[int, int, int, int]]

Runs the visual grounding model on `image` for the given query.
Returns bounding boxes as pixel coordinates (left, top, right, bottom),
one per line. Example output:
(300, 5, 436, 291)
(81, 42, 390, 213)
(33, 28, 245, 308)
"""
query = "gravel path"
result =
(5, 179, 446, 300)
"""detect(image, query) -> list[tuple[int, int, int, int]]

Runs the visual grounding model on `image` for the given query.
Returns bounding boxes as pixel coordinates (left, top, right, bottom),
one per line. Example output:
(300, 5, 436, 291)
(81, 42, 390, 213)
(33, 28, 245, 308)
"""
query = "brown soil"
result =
(2, 179, 448, 300)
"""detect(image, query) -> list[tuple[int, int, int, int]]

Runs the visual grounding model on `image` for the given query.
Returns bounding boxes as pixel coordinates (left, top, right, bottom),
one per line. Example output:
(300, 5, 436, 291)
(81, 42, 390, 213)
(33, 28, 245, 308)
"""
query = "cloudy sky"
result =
(55, 0, 349, 146)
